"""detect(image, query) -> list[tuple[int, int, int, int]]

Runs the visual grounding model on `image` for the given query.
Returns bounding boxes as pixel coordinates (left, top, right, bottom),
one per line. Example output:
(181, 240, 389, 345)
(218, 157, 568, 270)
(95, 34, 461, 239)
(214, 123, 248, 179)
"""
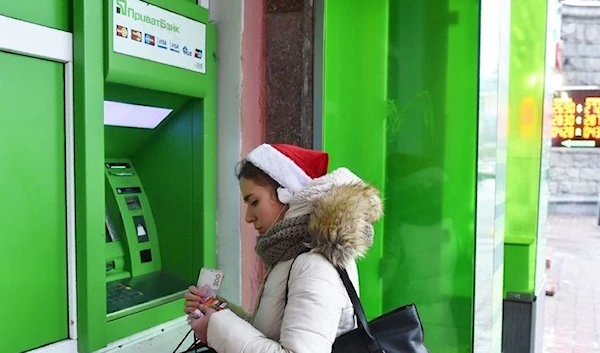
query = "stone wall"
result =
(561, 2, 600, 86)
(550, 149, 600, 201)
(264, 0, 314, 148)
(551, 2, 600, 206)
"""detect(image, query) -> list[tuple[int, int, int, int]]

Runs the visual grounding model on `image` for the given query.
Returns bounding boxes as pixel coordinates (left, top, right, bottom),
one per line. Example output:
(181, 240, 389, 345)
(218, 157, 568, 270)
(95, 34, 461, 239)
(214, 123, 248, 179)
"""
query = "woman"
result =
(184, 143, 383, 353)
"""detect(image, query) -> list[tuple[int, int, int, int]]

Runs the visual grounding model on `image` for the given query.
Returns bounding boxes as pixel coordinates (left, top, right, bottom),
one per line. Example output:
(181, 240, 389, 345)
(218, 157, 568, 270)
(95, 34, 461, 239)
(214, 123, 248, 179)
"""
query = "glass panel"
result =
(473, 0, 509, 352)
(322, 1, 511, 351)
(383, 1, 480, 351)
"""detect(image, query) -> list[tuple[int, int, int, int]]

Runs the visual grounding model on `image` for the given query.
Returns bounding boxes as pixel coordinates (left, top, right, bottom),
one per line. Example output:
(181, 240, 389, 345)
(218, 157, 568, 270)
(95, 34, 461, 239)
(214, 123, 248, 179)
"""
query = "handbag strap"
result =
(336, 268, 384, 353)
(284, 256, 300, 305)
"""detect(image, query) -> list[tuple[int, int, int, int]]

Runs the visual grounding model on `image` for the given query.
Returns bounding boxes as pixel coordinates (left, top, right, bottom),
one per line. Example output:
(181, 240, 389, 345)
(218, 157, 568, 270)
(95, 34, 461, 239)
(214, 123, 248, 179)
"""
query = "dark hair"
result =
(236, 160, 281, 192)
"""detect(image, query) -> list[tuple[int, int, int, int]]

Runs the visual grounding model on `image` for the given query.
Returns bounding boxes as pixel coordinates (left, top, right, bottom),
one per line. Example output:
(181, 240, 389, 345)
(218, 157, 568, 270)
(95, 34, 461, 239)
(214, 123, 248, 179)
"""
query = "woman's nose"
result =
(245, 207, 255, 223)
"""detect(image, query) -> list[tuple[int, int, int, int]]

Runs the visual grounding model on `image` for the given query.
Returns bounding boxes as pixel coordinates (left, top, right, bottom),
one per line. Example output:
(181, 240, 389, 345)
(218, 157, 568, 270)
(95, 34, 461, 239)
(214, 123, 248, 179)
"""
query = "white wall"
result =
(209, 0, 244, 305)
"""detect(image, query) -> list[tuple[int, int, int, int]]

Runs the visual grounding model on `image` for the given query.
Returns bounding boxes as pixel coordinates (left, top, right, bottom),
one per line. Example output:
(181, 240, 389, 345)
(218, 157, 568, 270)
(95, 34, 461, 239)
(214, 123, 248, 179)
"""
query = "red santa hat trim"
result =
(245, 144, 329, 203)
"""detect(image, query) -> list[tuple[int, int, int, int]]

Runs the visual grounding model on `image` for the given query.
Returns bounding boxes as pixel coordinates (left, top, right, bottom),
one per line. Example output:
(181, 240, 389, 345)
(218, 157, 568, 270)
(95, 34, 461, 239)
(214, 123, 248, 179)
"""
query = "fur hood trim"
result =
(290, 168, 383, 267)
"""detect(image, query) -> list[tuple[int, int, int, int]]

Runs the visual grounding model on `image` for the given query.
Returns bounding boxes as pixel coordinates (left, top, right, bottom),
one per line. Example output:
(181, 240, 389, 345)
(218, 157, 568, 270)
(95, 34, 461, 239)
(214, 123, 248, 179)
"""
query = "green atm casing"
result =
(73, 0, 217, 351)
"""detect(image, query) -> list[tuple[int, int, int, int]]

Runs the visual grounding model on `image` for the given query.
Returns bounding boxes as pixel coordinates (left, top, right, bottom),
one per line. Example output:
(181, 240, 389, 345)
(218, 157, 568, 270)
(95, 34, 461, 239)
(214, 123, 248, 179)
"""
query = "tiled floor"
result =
(544, 214, 600, 353)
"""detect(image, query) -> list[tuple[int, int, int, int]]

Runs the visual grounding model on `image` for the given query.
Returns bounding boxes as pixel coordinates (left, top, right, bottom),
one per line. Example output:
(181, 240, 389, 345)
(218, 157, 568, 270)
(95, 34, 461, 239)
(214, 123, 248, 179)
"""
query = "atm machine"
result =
(104, 159, 190, 320)
(72, 0, 216, 350)
(97, 80, 215, 346)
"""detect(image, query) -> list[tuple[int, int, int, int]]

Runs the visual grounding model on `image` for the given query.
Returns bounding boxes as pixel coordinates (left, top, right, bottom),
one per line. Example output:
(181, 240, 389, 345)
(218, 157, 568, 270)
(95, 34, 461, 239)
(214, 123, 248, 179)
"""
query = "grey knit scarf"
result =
(255, 215, 311, 267)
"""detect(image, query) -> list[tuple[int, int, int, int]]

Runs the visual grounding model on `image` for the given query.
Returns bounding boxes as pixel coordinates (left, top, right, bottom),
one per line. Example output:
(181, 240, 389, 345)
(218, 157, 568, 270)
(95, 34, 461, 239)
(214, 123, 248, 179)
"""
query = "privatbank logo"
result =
(116, 0, 128, 14)
(115, 0, 180, 33)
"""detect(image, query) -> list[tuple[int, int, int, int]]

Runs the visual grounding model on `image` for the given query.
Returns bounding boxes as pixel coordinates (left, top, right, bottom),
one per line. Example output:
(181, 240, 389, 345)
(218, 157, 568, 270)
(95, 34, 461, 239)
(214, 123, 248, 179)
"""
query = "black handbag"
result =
(331, 268, 429, 353)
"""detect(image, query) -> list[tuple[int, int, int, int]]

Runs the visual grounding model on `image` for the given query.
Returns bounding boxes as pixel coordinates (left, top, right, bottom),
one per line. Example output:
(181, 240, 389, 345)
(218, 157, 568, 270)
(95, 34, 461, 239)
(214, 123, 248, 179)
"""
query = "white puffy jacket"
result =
(207, 168, 383, 353)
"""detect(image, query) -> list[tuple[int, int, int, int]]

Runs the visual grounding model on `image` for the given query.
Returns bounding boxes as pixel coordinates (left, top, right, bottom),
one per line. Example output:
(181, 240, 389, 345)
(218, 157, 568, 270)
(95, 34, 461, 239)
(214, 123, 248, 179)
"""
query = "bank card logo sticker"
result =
(157, 38, 168, 49)
(144, 33, 155, 46)
(116, 25, 128, 38)
(131, 30, 142, 42)
(112, 0, 206, 73)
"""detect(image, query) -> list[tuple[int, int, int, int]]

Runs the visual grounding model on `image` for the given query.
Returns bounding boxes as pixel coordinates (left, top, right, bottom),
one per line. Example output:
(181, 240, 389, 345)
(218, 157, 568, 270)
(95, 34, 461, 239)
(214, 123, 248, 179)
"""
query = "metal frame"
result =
(0, 16, 72, 62)
(312, 0, 324, 150)
(0, 15, 77, 353)
(563, 0, 600, 6)
(198, 0, 209, 9)
(65, 61, 77, 341)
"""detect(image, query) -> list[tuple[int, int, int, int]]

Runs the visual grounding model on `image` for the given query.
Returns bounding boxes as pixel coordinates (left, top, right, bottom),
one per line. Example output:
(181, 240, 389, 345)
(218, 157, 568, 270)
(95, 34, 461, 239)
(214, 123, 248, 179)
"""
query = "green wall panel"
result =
(196, 21, 218, 272)
(0, 52, 68, 352)
(322, 0, 389, 318)
(504, 242, 536, 294)
(74, 0, 110, 350)
(0, 0, 71, 31)
(503, 0, 548, 297)
(106, 299, 184, 342)
(105, 126, 157, 158)
(133, 102, 196, 282)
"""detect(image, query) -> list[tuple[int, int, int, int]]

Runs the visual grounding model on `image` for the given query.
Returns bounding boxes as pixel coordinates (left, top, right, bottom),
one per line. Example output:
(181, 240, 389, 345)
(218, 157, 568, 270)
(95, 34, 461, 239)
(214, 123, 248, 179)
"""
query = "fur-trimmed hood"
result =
(286, 168, 383, 267)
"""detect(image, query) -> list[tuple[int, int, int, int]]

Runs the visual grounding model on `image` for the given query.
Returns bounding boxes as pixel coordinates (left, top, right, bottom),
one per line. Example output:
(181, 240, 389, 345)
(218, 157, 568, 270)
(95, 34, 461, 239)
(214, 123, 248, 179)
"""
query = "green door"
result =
(0, 51, 68, 352)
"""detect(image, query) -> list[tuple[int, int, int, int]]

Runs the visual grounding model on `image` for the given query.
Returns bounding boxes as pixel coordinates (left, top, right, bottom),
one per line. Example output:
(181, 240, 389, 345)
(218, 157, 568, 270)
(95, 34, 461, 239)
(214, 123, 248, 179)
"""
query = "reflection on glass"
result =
(382, 1, 481, 352)
(322, 0, 511, 351)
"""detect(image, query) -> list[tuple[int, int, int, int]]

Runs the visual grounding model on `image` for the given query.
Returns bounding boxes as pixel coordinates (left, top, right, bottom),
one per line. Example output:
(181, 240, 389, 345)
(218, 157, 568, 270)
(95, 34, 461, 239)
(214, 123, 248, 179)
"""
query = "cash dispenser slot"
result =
(116, 187, 142, 194)
(106, 162, 131, 169)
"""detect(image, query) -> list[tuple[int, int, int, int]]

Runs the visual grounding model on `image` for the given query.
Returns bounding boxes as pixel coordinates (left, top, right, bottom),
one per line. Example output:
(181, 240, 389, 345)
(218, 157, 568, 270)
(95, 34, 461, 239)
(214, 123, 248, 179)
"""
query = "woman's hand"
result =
(190, 305, 217, 343)
(184, 285, 213, 315)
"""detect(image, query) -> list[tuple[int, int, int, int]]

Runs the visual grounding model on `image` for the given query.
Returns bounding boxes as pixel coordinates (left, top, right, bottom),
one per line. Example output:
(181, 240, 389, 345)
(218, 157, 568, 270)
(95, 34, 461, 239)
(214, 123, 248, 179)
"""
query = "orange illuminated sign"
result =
(552, 89, 600, 147)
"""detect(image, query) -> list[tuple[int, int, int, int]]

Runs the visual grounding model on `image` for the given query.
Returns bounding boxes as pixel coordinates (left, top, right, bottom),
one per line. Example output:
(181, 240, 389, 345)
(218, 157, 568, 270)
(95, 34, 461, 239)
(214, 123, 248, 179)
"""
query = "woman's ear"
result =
(268, 187, 282, 204)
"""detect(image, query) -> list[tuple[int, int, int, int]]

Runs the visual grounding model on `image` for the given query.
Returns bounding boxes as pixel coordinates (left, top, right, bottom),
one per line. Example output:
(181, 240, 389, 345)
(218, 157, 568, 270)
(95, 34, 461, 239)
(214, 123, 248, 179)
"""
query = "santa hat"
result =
(245, 144, 329, 203)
